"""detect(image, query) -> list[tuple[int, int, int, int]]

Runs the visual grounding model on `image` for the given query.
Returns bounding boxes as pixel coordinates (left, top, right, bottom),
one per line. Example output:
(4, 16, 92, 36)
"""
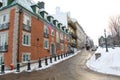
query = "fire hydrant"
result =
(10, 64, 14, 70)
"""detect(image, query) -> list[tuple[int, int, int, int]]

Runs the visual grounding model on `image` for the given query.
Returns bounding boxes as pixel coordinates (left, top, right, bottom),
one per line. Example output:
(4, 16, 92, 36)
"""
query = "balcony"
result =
(23, 24, 31, 32)
(44, 32, 49, 38)
(68, 21, 76, 30)
(60, 39, 64, 43)
(0, 45, 8, 52)
(70, 43, 77, 47)
(71, 33, 77, 39)
(0, 23, 9, 31)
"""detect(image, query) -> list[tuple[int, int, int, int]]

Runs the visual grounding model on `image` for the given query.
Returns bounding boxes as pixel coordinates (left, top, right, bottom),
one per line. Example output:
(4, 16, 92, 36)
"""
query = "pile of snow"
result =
(86, 47, 120, 76)
(0, 50, 81, 75)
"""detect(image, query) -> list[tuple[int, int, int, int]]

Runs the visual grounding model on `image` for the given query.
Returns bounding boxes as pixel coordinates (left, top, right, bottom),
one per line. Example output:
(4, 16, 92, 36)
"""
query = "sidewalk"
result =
(0, 50, 81, 75)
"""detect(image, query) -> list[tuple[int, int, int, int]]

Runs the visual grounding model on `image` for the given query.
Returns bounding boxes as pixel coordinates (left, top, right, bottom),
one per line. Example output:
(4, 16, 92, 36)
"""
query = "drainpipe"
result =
(16, 7, 22, 72)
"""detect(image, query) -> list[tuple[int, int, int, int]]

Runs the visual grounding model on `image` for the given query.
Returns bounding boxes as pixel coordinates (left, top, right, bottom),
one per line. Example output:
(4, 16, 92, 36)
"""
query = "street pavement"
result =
(0, 49, 120, 80)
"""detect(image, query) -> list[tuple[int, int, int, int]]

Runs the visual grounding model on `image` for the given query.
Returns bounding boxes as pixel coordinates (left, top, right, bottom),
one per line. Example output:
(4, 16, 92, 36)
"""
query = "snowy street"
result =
(1, 49, 120, 80)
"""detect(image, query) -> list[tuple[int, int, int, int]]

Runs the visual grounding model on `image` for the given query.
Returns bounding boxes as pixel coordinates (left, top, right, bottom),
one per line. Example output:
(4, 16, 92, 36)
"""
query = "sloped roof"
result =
(12, 0, 35, 12)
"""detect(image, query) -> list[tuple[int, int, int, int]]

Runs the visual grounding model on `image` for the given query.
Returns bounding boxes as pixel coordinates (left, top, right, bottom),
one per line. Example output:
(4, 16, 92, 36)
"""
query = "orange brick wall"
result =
(3, 8, 68, 67)
(4, 8, 16, 67)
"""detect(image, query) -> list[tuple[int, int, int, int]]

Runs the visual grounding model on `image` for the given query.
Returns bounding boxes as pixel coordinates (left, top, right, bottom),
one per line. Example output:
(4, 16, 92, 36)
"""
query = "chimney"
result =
(37, 1, 45, 9)
(56, 7, 60, 14)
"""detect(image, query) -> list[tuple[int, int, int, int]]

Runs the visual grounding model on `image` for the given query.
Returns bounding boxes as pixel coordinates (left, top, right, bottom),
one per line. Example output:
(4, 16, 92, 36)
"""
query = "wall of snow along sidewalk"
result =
(86, 47, 120, 76)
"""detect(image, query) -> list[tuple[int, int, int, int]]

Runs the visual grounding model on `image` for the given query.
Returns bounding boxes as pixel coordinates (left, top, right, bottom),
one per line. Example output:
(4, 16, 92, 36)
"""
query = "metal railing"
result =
(0, 45, 8, 52)
(23, 24, 31, 32)
(0, 23, 9, 31)
(44, 32, 49, 38)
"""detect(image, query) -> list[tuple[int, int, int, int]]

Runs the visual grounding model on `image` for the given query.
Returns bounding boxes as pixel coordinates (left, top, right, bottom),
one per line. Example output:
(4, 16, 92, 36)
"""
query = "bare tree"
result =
(108, 15, 120, 45)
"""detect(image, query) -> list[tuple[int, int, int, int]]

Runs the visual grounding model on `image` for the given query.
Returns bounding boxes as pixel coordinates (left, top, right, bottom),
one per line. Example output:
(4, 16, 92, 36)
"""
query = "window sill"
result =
(44, 47, 49, 49)
(22, 44, 31, 47)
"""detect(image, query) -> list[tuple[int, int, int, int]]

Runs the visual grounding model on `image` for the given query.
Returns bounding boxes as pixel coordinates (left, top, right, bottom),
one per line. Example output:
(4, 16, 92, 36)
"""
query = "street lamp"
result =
(104, 29, 108, 52)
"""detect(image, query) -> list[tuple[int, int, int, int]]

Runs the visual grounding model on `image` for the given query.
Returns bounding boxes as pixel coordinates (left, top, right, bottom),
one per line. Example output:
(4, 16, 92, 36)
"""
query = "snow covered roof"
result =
(12, 0, 35, 12)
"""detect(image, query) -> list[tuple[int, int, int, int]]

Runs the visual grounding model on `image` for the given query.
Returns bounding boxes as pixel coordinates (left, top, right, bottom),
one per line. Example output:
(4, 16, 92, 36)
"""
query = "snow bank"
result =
(86, 47, 120, 76)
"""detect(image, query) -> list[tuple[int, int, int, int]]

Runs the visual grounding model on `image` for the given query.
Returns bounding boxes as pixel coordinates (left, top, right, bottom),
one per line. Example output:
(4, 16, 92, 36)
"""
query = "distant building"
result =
(98, 36, 105, 47)
(98, 35, 113, 47)
(75, 21, 86, 49)
(53, 7, 87, 50)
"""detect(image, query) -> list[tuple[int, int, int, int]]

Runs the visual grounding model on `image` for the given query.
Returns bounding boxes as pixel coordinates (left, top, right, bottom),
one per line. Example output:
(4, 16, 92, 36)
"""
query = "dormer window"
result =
(23, 13, 31, 32)
(66, 29, 68, 33)
(62, 26, 65, 31)
(40, 11, 48, 20)
(0, 1, 2, 7)
(53, 20, 58, 27)
(0, 0, 8, 8)
(31, 5, 40, 14)
(47, 16, 54, 23)
(58, 23, 62, 29)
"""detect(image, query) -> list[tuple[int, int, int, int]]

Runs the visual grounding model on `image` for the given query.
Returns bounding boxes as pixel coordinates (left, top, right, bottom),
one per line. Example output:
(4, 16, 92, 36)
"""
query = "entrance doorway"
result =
(50, 43, 55, 56)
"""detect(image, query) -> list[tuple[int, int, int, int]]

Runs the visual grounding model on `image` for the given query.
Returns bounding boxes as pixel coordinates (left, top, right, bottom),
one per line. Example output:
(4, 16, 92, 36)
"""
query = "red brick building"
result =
(0, 0, 69, 69)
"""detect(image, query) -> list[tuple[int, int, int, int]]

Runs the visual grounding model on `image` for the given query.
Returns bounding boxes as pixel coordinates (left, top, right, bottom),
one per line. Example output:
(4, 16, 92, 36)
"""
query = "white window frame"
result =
(44, 13, 48, 20)
(0, 31, 8, 47)
(0, 54, 3, 66)
(1, 0, 7, 7)
(22, 53, 31, 63)
(50, 17, 53, 23)
(44, 24, 49, 34)
(56, 31, 59, 43)
(51, 28, 54, 36)
(23, 13, 31, 26)
(0, 14, 9, 24)
(22, 32, 31, 46)
(36, 7, 40, 14)
(61, 44, 64, 51)
(60, 33, 63, 40)
(44, 38, 49, 49)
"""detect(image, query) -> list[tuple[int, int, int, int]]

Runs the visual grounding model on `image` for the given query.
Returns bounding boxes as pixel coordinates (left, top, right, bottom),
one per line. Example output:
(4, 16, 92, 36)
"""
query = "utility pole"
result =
(104, 29, 108, 52)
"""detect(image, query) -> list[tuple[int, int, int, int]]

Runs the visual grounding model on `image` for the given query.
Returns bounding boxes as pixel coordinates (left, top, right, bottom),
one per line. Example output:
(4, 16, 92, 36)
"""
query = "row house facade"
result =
(67, 17, 77, 48)
(0, 0, 69, 69)
(53, 7, 87, 50)
(75, 21, 86, 49)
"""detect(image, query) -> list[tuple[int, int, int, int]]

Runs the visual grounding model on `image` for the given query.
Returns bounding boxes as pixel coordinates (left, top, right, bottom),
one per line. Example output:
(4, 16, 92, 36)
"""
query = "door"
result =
(50, 43, 55, 56)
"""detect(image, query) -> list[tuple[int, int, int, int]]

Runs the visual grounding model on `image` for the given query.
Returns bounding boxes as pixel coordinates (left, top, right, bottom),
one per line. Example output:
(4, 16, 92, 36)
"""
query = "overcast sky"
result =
(34, 0, 120, 45)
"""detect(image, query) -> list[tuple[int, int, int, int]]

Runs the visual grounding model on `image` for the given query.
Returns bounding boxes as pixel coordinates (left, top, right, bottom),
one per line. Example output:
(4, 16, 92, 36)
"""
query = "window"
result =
(0, 14, 9, 24)
(36, 7, 40, 14)
(56, 31, 59, 43)
(65, 45, 68, 51)
(23, 14, 31, 26)
(44, 24, 49, 34)
(22, 53, 30, 63)
(44, 38, 49, 49)
(60, 33, 63, 40)
(0, 32, 8, 51)
(44, 13, 47, 20)
(0, 55, 3, 66)
(48, 25, 54, 36)
(61, 44, 64, 51)
(22, 32, 31, 46)
(51, 18, 53, 23)
(51, 29, 54, 36)
(0, 0, 7, 7)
